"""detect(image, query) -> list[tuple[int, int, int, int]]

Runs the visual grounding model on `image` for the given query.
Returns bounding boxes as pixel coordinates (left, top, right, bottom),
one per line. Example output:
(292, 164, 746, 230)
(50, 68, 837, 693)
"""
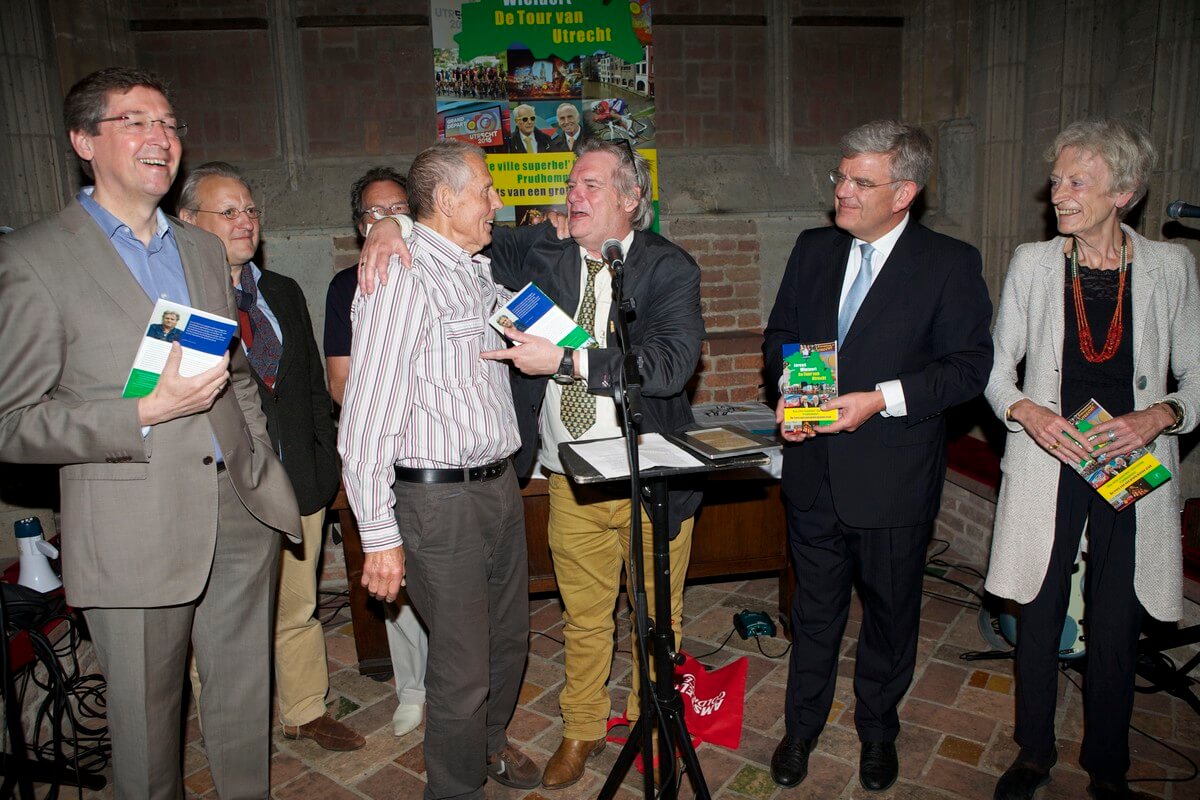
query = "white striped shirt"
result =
(337, 222, 520, 552)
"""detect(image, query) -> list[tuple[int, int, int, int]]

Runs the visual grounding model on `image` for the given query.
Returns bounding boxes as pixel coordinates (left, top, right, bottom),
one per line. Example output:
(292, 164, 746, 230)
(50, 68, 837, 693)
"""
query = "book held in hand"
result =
(122, 299, 238, 398)
(782, 342, 838, 434)
(1067, 398, 1172, 511)
(489, 282, 596, 348)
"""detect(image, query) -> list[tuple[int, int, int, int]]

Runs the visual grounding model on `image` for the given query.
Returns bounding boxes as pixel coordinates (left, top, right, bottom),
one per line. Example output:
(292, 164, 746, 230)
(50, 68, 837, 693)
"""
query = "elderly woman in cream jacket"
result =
(983, 118, 1200, 800)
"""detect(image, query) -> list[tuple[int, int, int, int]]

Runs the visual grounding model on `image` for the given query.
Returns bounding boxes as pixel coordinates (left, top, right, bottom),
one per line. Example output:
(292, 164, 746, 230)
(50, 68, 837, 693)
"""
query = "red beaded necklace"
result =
(1069, 232, 1128, 364)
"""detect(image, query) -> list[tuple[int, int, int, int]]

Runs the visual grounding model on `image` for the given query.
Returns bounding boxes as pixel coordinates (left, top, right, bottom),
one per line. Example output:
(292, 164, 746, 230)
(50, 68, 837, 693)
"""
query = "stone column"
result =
(975, 0, 1029, 298)
(0, 0, 70, 229)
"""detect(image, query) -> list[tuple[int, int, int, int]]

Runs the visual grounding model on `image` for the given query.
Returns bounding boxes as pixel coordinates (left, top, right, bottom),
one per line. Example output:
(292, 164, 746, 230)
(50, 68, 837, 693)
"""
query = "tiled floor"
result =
(73, 566, 1198, 799)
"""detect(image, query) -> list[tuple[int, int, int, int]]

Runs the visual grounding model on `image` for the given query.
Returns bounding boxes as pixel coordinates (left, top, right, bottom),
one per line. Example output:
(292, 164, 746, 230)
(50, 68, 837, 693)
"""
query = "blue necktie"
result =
(838, 243, 876, 347)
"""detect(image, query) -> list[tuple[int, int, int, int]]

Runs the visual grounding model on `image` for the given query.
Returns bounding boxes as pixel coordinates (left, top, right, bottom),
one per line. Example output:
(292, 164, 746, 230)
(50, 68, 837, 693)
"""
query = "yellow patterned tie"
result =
(559, 257, 605, 438)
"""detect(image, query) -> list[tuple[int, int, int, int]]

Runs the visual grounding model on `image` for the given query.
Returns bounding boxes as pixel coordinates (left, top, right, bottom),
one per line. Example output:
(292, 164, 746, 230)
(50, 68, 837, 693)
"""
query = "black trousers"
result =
(783, 476, 932, 743)
(1014, 466, 1142, 780)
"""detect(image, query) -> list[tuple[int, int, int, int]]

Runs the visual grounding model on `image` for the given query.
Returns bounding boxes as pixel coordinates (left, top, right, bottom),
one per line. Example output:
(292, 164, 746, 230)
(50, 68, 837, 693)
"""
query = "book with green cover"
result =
(1067, 398, 1172, 511)
(782, 342, 838, 434)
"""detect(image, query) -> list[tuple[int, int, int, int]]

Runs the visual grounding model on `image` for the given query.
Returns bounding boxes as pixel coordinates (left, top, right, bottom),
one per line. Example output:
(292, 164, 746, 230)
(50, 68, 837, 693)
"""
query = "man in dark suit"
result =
(178, 162, 362, 751)
(508, 103, 553, 154)
(482, 138, 705, 788)
(548, 102, 590, 153)
(0, 67, 300, 799)
(762, 120, 993, 792)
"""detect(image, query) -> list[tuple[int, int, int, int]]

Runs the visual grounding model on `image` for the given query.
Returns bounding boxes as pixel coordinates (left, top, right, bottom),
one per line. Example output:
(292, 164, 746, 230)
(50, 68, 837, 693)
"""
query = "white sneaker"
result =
(392, 703, 423, 737)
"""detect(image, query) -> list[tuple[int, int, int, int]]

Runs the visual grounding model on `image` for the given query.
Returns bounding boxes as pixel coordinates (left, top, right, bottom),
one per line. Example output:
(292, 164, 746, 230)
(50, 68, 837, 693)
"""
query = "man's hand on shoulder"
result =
(481, 329, 564, 376)
(362, 545, 406, 603)
(358, 216, 414, 295)
(818, 390, 886, 434)
(136, 343, 230, 426)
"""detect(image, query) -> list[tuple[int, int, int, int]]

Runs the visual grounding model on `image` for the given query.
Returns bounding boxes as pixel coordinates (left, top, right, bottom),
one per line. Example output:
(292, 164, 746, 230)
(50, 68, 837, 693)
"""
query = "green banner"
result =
(457, 0, 644, 63)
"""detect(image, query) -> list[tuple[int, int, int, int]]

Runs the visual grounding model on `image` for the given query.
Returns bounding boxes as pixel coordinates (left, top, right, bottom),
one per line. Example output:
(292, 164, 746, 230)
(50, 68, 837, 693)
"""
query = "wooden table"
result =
(333, 473, 791, 677)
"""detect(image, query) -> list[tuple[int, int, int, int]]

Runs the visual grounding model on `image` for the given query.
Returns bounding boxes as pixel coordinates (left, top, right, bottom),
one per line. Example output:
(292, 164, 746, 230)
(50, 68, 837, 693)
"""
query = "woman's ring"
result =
(1049, 442, 1059, 451)
(1107, 430, 1117, 442)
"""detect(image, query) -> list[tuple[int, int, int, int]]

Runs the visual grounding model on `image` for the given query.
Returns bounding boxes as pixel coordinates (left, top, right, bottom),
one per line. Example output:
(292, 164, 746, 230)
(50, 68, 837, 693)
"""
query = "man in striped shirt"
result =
(337, 139, 541, 797)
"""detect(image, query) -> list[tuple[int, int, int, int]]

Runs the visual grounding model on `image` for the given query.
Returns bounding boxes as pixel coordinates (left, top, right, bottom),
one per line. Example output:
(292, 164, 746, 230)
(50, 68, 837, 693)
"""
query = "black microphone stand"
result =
(595, 250, 710, 800)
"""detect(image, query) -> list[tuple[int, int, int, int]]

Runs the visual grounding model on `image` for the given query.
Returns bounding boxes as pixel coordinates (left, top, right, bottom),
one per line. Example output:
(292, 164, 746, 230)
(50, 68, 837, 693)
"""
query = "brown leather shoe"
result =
(486, 743, 541, 789)
(281, 713, 366, 751)
(542, 736, 606, 789)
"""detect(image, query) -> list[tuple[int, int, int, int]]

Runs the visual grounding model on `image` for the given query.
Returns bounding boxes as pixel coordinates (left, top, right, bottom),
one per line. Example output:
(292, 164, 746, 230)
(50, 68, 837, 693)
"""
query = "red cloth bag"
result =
(674, 651, 748, 750)
(605, 651, 749, 772)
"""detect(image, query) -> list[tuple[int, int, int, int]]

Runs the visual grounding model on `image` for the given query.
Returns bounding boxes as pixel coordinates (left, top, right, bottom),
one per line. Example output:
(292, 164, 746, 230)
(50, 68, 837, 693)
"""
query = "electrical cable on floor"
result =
(317, 588, 351, 626)
(1060, 667, 1198, 786)
(16, 613, 112, 798)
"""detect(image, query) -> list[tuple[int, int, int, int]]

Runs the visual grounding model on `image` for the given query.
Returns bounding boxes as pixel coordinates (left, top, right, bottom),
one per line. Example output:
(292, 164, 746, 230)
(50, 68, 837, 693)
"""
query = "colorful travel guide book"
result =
(122, 299, 238, 398)
(489, 282, 596, 349)
(782, 342, 838, 434)
(1067, 398, 1172, 511)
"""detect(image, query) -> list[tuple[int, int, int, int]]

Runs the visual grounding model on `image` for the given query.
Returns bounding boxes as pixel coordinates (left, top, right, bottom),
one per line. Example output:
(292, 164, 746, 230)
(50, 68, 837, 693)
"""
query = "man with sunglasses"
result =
(763, 120, 993, 792)
(508, 103, 553, 154)
(0, 68, 300, 798)
(178, 162, 359, 752)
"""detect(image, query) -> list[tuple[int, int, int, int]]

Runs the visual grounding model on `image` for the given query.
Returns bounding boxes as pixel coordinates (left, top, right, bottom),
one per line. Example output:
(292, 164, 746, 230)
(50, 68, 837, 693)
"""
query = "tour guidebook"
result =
(122, 299, 238, 398)
(1067, 398, 1172, 511)
(489, 282, 596, 348)
(782, 342, 838, 434)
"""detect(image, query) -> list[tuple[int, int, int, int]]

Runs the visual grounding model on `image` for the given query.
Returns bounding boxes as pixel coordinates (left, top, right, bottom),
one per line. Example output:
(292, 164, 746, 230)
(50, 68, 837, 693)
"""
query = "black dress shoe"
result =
(859, 741, 899, 792)
(771, 736, 814, 788)
(994, 751, 1056, 800)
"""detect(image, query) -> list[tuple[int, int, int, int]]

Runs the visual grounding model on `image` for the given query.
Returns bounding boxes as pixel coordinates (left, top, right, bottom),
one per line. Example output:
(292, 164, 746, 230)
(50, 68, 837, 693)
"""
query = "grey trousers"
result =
(394, 466, 529, 800)
(84, 471, 280, 800)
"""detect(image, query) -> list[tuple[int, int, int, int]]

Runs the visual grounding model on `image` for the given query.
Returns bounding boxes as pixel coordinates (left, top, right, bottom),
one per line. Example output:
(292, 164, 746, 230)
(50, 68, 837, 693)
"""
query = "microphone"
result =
(1167, 200, 1200, 219)
(602, 238, 625, 270)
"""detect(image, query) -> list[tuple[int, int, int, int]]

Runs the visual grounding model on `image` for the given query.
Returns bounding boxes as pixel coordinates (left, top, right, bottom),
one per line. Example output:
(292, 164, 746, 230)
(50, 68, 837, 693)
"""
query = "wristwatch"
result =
(553, 347, 575, 385)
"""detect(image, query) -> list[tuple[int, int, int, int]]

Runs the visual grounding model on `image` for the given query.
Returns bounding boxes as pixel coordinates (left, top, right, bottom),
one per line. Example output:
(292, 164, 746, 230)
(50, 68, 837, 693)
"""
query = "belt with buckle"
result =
(394, 459, 508, 484)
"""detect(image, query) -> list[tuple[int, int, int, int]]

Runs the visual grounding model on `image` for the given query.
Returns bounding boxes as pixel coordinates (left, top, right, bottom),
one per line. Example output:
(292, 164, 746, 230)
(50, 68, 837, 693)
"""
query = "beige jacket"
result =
(983, 225, 1199, 621)
(0, 201, 301, 609)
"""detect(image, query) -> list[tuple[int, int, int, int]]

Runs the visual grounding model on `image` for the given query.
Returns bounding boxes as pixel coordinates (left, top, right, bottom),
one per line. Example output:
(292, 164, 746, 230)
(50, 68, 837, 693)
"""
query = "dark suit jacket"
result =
(252, 270, 340, 515)
(487, 223, 706, 536)
(762, 222, 993, 529)
(548, 127, 591, 153)
(508, 128, 554, 154)
(0, 201, 300, 608)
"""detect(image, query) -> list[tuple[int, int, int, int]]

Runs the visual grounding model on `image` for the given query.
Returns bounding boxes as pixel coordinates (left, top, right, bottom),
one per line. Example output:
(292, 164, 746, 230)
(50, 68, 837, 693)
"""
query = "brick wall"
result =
(935, 480, 997, 572)
(654, 25, 769, 149)
(791, 25, 902, 147)
(135, 30, 280, 165)
(666, 217, 766, 404)
(300, 26, 434, 158)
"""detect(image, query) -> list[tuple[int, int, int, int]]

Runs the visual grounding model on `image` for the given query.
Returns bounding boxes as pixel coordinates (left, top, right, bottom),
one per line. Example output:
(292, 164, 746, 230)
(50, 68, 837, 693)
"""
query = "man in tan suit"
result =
(0, 67, 300, 799)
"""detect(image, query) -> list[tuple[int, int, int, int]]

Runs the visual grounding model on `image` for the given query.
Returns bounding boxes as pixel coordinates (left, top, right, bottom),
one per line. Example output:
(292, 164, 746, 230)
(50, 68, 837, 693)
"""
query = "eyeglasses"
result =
(828, 169, 906, 191)
(97, 113, 188, 139)
(516, 115, 537, 122)
(361, 203, 410, 220)
(190, 207, 264, 221)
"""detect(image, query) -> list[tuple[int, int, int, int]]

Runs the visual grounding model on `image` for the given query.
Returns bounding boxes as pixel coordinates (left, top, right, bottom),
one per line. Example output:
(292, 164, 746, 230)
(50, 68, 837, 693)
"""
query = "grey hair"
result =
(574, 138, 655, 230)
(177, 161, 248, 214)
(406, 139, 485, 222)
(1044, 118, 1156, 213)
(839, 120, 934, 189)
